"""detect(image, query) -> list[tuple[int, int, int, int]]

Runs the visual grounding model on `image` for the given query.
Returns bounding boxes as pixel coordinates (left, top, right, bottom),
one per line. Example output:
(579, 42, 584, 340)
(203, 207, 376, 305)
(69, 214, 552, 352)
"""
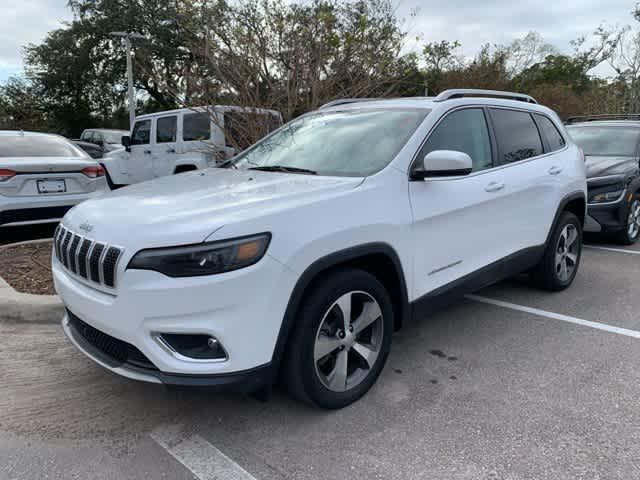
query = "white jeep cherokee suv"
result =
(53, 90, 587, 409)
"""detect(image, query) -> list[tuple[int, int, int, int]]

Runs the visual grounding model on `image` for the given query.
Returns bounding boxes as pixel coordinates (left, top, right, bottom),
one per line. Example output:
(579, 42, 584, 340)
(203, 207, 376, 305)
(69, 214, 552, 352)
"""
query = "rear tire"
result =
(283, 268, 393, 409)
(531, 211, 582, 291)
(614, 198, 640, 245)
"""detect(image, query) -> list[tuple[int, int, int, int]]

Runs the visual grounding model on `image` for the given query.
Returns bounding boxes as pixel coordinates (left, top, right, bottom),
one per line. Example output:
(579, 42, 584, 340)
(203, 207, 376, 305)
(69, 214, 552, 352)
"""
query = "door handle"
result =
(485, 181, 505, 192)
(548, 166, 563, 175)
(167, 148, 176, 153)
(144, 150, 151, 154)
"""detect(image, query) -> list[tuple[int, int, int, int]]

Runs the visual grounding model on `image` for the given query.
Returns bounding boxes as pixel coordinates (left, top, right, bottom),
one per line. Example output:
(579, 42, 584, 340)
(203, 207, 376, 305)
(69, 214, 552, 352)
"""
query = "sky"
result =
(0, 0, 637, 83)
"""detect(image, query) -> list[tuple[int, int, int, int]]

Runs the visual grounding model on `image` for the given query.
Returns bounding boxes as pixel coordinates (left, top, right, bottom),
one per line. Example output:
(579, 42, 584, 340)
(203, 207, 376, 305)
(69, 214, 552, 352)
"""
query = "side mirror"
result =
(412, 150, 473, 180)
(121, 135, 131, 152)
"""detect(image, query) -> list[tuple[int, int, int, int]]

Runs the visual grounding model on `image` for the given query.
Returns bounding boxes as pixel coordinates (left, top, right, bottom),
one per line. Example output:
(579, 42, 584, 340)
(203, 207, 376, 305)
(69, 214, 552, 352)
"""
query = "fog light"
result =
(158, 333, 228, 360)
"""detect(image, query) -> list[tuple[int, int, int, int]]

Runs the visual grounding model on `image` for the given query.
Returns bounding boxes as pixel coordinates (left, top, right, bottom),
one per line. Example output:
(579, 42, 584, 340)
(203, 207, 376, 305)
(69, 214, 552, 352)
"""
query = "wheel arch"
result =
(271, 243, 410, 371)
(546, 191, 586, 248)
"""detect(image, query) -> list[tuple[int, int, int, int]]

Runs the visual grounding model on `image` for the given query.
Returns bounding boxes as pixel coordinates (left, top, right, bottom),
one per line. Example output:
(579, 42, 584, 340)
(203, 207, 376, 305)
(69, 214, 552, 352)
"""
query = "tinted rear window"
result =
(535, 115, 565, 152)
(567, 125, 640, 156)
(490, 109, 543, 164)
(183, 113, 211, 141)
(0, 135, 85, 158)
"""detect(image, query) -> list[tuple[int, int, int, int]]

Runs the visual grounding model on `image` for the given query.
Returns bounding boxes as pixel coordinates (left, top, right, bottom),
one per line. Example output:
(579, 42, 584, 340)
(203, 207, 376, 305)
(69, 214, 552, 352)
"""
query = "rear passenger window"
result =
(183, 113, 211, 141)
(490, 109, 543, 164)
(419, 108, 492, 172)
(156, 116, 177, 143)
(535, 114, 565, 152)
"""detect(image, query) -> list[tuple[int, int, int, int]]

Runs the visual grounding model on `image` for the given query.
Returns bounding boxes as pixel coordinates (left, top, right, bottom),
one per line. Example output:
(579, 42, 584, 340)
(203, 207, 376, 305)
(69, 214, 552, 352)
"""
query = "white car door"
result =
(409, 107, 512, 299)
(487, 107, 561, 251)
(128, 118, 154, 183)
(152, 114, 179, 178)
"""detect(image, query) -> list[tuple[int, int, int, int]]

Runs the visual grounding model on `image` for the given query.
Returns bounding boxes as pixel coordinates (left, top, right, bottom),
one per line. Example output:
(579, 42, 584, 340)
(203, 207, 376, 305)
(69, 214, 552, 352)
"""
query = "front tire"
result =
(531, 211, 582, 291)
(283, 269, 393, 409)
(614, 198, 640, 245)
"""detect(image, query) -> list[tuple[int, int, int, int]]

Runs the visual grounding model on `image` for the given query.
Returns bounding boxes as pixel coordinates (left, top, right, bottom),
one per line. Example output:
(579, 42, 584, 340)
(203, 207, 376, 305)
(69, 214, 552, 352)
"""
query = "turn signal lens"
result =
(0, 168, 16, 182)
(81, 165, 105, 178)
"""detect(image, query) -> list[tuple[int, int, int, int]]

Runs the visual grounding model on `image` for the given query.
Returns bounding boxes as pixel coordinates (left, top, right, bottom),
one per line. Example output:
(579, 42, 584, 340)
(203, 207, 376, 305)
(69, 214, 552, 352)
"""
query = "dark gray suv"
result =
(567, 115, 640, 244)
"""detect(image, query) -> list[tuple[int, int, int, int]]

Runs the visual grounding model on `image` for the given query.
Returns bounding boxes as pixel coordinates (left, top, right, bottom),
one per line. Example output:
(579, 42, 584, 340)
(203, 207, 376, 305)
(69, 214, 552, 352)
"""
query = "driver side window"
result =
(131, 120, 151, 146)
(419, 108, 493, 172)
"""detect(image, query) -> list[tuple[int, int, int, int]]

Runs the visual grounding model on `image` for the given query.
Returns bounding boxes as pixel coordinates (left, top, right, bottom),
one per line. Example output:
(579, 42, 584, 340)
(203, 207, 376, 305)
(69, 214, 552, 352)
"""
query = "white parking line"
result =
(151, 424, 257, 480)
(584, 244, 640, 255)
(467, 294, 640, 339)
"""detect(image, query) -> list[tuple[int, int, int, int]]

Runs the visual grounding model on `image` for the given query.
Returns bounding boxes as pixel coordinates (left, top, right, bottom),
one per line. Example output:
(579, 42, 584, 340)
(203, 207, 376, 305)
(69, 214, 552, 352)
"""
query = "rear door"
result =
(488, 107, 560, 252)
(152, 114, 179, 177)
(128, 118, 153, 183)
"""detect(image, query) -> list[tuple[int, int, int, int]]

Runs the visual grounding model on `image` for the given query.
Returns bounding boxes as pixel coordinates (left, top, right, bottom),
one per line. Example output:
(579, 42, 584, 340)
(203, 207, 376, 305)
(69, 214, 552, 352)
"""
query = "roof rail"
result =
(319, 98, 383, 109)
(433, 89, 537, 104)
(565, 114, 640, 124)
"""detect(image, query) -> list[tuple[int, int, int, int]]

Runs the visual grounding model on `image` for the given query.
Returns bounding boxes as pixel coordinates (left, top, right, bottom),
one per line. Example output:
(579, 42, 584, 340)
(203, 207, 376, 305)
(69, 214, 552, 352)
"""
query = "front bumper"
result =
(54, 252, 297, 383)
(585, 196, 631, 233)
(62, 312, 273, 390)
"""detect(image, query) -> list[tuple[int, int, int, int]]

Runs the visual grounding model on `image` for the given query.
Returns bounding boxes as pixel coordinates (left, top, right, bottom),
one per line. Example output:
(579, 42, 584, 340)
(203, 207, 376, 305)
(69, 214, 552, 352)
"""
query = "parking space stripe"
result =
(151, 424, 258, 480)
(584, 244, 640, 255)
(467, 294, 640, 339)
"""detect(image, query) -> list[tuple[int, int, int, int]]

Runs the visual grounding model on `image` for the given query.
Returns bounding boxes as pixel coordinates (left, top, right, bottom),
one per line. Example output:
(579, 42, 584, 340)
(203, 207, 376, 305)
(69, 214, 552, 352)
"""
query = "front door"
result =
(128, 118, 153, 183)
(409, 107, 511, 299)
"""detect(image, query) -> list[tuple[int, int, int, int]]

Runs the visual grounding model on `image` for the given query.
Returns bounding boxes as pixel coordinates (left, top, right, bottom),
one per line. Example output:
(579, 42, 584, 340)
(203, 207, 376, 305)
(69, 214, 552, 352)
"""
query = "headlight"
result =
(589, 183, 625, 204)
(128, 233, 271, 277)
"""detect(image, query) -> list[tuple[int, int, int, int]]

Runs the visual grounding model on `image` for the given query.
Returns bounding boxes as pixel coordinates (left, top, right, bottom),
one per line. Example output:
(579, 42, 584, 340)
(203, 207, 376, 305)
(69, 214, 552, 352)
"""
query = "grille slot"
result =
(68, 235, 81, 274)
(54, 227, 123, 290)
(89, 243, 105, 283)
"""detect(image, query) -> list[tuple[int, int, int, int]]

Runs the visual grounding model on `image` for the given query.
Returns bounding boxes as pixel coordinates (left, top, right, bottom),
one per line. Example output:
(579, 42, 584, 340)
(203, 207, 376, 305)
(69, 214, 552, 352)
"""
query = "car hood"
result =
(63, 168, 364, 248)
(585, 155, 639, 179)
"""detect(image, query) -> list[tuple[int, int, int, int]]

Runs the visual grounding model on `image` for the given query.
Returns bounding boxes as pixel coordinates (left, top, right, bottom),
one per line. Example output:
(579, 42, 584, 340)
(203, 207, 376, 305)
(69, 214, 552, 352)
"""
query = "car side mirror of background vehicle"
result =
(411, 150, 473, 180)
(121, 135, 131, 152)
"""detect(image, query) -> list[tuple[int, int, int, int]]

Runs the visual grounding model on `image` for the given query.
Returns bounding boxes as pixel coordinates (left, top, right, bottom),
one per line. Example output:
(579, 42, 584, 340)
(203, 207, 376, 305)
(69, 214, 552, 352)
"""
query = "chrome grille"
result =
(54, 225, 123, 289)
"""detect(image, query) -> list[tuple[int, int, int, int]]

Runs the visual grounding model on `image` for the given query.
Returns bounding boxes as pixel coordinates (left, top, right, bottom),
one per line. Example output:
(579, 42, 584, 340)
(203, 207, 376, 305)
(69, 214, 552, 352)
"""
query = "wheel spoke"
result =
(328, 349, 349, 391)
(314, 334, 342, 361)
(352, 342, 377, 369)
(335, 293, 352, 331)
(566, 226, 578, 247)
(566, 252, 578, 265)
(555, 252, 564, 268)
(559, 258, 568, 281)
(352, 300, 382, 335)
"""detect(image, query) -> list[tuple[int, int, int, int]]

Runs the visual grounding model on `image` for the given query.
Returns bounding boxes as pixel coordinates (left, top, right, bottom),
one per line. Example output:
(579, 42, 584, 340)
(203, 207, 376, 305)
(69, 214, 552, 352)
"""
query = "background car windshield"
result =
(230, 109, 429, 176)
(103, 131, 124, 143)
(568, 126, 640, 156)
(0, 135, 85, 158)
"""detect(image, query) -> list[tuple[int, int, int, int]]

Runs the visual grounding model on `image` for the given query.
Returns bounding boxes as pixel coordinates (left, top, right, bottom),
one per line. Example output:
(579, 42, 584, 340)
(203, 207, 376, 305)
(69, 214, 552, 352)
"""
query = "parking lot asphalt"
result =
(1, 231, 640, 479)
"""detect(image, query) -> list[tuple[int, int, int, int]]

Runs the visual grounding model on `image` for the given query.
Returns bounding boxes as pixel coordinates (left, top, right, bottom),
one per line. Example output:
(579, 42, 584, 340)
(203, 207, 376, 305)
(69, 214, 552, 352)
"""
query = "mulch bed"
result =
(0, 241, 55, 295)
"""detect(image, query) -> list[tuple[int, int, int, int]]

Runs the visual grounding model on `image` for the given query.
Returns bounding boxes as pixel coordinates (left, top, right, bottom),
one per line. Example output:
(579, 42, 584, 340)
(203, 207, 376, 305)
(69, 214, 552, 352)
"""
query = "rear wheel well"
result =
(564, 197, 586, 227)
(174, 165, 197, 174)
(302, 253, 407, 332)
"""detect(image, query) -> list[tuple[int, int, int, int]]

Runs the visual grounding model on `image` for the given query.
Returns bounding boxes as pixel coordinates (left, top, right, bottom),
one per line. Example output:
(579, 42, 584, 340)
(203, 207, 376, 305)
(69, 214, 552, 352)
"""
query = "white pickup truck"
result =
(101, 106, 282, 188)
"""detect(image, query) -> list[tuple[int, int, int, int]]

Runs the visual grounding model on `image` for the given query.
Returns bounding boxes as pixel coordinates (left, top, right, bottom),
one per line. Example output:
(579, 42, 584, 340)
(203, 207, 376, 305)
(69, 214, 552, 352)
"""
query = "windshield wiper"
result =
(248, 165, 317, 175)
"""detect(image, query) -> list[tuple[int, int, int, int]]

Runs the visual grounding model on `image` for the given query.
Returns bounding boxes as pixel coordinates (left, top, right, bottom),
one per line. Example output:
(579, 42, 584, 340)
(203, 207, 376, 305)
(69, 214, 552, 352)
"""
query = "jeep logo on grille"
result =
(79, 221, 93, 233)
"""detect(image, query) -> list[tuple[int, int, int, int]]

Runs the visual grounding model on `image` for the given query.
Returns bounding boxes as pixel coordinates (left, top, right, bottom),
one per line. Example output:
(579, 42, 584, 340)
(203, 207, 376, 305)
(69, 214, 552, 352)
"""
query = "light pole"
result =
(110, 31, 146, 129)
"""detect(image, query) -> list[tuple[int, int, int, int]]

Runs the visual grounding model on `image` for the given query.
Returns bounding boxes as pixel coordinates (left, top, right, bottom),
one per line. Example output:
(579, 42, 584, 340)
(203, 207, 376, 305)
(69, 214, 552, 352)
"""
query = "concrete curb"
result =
(0, 240, 63, 324)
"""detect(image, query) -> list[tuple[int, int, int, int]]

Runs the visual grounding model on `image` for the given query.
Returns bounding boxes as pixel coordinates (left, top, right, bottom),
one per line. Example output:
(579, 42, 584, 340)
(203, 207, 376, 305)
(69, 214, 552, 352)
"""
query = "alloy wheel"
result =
(313, 291, 384, 393)
(555, 224, 579, 282)
(627, 199, 640, 239)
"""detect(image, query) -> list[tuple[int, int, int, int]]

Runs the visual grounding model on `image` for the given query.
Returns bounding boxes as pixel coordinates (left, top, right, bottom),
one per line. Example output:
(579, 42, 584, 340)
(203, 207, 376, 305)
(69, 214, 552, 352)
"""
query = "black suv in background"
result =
(567, 115, 640, 244)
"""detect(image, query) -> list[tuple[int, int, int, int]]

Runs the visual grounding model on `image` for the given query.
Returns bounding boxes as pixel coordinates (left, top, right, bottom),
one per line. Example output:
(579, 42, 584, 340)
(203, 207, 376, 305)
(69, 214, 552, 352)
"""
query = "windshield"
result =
(103, 131, 126, 144)
(567, 125, 640, 157)
(228, 109, 429, 176)
(0, 135, 86, 158)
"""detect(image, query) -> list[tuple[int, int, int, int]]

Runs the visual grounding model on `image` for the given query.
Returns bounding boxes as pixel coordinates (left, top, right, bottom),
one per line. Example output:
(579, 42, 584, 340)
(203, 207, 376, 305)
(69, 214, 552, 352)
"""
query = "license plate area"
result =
(37, 179, 67, 194)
